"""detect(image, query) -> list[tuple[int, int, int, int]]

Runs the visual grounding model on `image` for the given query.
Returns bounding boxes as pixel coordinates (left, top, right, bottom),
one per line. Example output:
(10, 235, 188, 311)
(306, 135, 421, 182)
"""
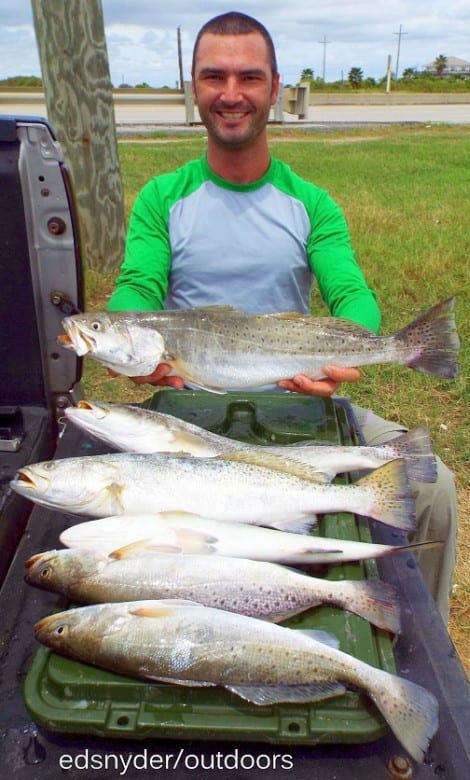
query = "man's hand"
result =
(277, 365, 361, 397)
(108, 363, 185, 388)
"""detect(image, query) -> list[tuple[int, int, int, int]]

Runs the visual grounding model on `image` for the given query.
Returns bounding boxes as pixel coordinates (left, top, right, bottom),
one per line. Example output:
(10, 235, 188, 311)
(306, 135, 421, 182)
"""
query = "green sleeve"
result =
(107, 179, 171, 311)
(307, 190, 381, 332)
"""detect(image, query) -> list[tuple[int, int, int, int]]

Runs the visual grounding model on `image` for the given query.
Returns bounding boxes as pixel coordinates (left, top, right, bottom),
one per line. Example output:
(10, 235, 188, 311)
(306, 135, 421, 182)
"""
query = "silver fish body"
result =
(25, 546, 401, 631)
(60, 513, 442, 567)
(59, 299, 459, 389)
(34, 599, 439, 762)
(65, 401, 437, 483)
(11, 451, 416, 532)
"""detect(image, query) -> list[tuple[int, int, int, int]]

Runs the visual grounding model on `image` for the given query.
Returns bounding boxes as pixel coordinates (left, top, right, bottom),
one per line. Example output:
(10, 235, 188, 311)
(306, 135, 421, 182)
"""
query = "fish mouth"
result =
(14, 469, 38, 489)
(25, 552, 46, 569)
(59, 320, 95, 356)
(34, 613, 66, 638)
(34, 615, 54, 633)
(65, 400, 108, 423)
(77, 400, 108, 420)
(11, 468, 52, 500)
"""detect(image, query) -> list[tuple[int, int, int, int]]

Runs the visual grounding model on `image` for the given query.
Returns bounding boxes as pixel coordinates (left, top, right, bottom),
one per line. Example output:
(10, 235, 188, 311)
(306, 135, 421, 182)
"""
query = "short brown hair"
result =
(192, 11, 278, 76)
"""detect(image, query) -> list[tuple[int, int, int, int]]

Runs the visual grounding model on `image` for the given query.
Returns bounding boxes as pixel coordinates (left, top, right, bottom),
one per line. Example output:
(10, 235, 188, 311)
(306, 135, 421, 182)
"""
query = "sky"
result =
(0, 1, 469, 87)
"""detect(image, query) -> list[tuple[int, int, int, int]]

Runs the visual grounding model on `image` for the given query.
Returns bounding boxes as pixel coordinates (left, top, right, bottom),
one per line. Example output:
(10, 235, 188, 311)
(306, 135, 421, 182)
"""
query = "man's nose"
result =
(220, 76, 243, 103)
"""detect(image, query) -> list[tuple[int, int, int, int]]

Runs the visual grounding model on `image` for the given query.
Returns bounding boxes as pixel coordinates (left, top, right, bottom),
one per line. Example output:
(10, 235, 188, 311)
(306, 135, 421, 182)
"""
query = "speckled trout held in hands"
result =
(11, 451, 416, 532)
(34, 600, 439, 762)
(58, 299, 459, 390)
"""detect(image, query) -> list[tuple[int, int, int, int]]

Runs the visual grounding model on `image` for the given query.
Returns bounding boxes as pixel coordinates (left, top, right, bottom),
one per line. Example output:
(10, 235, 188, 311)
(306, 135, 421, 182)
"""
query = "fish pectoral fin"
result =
(129, 599, 204, 618)
(167, 358, 227, 395)
(217, 451, 329, 484)
(183, 379, 227, 395)
(174, 528, 218, 554)
(109, 538, 156, 559)
(225, 681, 346, 706)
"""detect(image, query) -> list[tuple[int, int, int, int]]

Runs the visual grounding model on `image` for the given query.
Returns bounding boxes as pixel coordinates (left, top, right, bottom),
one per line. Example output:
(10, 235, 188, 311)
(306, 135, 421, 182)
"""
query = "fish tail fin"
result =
(377, 427, 437, 483)
(368, 669, 439, 762)
(396, 297, 459, 378)
(355, 459, 416, 531)
(334, 579, 401, 634)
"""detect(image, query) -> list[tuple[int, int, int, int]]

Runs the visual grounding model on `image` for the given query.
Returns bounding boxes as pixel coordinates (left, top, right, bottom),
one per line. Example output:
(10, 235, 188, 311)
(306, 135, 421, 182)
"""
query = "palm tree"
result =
(300, 68, 314, 82)
(348, 67, 363, 89)
(433, 55, 448, 77)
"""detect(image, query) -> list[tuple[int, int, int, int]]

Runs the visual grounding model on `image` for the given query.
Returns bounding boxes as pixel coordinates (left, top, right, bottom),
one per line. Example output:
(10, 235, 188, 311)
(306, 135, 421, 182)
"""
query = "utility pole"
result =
(386, 54, 392, 93)
(177, 26, 184, 90)
(318, 35, 331, 82)
(31, 0, 126, 274)
(393, 24, 408, 80)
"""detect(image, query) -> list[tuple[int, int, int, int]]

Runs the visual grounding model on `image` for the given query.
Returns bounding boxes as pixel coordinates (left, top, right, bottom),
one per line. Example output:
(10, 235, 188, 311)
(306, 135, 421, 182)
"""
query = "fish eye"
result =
(39, 566, 51, 579)
(43, 462, 56, 471)
(55, 625, 66, 635)
(91, 321, 101, 331)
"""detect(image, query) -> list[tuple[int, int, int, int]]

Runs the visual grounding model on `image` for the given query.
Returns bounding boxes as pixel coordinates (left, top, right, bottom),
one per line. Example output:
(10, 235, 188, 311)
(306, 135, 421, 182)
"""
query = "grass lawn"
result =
(81, 124, 469, 674)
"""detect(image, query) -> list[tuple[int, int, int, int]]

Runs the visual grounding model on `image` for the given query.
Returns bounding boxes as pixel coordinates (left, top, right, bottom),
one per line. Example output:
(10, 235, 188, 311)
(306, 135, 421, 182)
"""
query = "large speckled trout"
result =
(58, 299, 459, 390)
(25, 545, 402, 632)
(64, 400, 437, 483)
(34, 599, 439, 762)
(11, 451, 416, 532)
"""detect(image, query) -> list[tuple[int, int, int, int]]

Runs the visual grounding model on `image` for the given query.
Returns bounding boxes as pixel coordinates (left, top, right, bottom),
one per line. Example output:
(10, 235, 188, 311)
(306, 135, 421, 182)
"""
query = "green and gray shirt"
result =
(108, 155, 380, 332)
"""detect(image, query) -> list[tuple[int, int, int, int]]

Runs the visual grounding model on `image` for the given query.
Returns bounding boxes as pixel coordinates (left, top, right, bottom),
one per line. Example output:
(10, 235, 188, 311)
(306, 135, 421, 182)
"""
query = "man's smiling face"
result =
(192, 32, 280, 150)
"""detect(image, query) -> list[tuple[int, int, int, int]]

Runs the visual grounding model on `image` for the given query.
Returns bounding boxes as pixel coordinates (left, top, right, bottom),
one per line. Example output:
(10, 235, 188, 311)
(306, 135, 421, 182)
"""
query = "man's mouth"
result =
(218, 111, 249, 120)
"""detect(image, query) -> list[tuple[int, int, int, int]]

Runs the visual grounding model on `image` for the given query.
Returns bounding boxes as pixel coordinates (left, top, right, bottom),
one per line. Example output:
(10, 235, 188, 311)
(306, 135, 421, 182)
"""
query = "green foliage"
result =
(348, 67, 364, 89)
(300, 68, 314, 82)
(0, 75, 42, 87)
(299, 68, 469, 92)
(433, 54, 448, 77)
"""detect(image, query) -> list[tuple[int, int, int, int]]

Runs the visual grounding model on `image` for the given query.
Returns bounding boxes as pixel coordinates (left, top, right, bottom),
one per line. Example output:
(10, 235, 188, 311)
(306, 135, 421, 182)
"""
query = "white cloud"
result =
(0, 1, 468, 86)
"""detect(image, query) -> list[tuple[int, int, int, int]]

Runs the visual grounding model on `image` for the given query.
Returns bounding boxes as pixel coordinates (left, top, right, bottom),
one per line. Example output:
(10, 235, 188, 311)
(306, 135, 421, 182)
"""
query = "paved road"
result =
(1, 96, 468, 127)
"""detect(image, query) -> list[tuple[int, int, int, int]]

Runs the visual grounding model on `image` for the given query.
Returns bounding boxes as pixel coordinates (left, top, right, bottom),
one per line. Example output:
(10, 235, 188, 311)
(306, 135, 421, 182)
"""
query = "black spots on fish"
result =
(398, 297, 459, 378)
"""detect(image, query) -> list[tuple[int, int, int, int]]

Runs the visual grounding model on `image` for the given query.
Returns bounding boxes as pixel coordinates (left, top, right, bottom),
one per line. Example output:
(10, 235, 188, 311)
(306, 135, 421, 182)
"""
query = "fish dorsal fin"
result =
(216, 450, 329, 484)
(191, 305, 241, 314)
(269, 311, 313, 321)
(130, 599, 203, 617)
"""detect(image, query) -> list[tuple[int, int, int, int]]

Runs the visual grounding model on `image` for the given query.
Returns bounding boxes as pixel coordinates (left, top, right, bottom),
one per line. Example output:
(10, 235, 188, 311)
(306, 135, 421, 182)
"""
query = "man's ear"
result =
(271, 72, 281, 106)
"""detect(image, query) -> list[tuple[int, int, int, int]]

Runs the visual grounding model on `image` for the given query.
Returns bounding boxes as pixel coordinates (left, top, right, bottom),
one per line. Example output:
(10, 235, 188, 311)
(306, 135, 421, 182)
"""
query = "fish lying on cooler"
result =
(25, 544, 401, 632)
(65, 400, 437, 483)
(34, 599, 439, 762)
(11, 451, 415, 532)
(57, 298, 459, 389)
(60, 512, 442, 566)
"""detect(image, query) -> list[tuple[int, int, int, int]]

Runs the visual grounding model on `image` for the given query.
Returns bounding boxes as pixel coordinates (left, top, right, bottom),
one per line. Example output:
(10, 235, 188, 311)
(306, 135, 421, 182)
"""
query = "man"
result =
(108, 12, 457, 622)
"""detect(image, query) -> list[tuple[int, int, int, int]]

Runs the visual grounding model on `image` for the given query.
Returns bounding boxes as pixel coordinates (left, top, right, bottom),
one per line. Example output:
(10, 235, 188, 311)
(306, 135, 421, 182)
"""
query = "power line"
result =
(394, 24, 408, 79)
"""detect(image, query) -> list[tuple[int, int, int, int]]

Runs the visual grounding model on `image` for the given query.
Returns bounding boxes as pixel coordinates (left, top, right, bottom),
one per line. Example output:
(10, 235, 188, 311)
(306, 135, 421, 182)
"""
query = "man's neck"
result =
(206, 138, 271, 184)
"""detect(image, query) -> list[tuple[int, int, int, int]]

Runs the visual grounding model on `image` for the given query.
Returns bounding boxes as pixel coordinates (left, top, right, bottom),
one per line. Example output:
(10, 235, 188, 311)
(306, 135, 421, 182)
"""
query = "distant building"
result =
(424, 56, 470, 75)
